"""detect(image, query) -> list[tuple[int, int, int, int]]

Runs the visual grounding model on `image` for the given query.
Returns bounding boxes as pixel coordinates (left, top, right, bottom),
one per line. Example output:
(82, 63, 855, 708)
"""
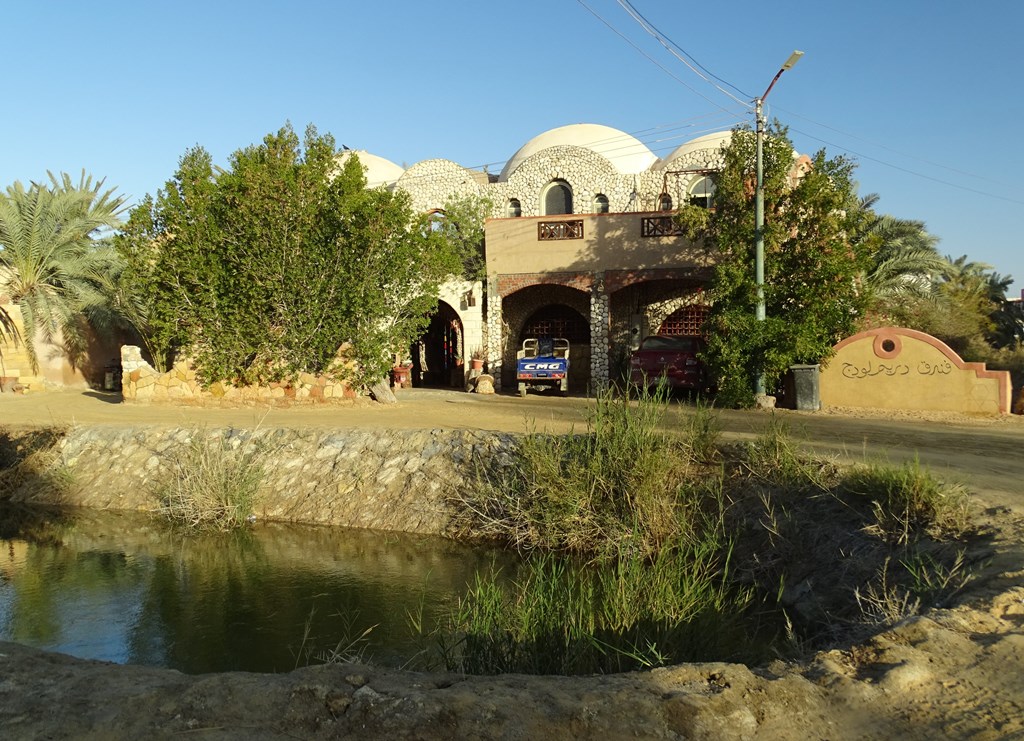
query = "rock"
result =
(473, 374, 495, 395)
(369, 379, 397, 405)
(754, 394, 777, 410)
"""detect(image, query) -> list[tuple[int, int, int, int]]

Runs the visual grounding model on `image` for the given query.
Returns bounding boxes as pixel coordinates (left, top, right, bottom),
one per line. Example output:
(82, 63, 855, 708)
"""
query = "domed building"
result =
(359, 123, 735, 391)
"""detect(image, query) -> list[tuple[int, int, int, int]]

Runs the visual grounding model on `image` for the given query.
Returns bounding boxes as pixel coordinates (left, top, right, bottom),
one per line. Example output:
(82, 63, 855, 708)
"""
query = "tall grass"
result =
(446, 390, 767, 673)
(453, 386, 711, 557)
(156, 432, 265, 531)
(742, 415, 836, 491)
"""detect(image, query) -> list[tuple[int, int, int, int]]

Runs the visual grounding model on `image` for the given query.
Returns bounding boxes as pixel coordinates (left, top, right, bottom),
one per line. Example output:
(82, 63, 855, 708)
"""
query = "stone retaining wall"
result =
(27, 426, 519, 535)
(120, 346, 357, 404)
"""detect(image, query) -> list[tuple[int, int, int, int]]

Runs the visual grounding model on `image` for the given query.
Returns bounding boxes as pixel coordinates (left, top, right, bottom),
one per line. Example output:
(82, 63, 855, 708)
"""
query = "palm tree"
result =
(0, 171, 126, 370)
(860, 212, 945, 301)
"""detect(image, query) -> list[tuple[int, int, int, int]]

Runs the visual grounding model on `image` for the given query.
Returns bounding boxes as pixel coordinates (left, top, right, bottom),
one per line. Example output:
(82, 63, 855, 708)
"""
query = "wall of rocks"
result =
(21, 425, 520, 536)
(120, 346, 356, 404)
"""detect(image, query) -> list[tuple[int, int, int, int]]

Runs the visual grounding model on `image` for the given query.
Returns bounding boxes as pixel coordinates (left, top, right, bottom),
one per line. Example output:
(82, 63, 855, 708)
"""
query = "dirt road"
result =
(4, 387, 1023, 511)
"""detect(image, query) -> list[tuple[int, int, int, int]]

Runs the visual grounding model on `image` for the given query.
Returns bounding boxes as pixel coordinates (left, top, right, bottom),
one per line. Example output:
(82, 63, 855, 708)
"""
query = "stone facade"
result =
(377, 124, 733, 390)
(20, 425, 520, 535)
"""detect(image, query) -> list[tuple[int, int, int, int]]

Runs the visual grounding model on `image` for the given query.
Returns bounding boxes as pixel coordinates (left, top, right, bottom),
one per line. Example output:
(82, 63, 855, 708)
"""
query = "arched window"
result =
(658, 193, 673, 212)
(542, 180, 573, 215)
(688, 177, 714, 209)
(507, 198, 522, 218)
(593, 194, 609, 214)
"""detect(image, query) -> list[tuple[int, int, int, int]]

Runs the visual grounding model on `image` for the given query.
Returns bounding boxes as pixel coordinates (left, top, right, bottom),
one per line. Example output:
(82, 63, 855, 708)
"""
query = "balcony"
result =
(538, 220, 584, 241)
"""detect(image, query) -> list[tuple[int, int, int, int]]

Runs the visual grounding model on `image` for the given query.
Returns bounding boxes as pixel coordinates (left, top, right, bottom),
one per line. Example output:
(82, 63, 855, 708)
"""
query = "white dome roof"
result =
(655, 131, 732, 170)
(499, 123, 657, 180)
(338, 150, 406, 188)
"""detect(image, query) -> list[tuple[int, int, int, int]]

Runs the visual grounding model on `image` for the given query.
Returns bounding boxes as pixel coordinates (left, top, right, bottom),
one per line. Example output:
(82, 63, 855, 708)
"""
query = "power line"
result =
(788, 126, 1024, 207)
(616, 0, 751, 104)
(776, 106, 1022, 193)
(575, 0, 747, 115)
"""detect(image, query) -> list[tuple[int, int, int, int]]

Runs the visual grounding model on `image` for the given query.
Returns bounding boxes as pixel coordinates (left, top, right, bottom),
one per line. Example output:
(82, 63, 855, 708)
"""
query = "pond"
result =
(0, 507, 516, 674)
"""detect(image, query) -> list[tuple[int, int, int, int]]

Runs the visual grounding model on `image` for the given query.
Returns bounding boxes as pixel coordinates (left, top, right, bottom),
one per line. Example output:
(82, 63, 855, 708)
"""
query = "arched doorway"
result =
(412, 301, 463, 387)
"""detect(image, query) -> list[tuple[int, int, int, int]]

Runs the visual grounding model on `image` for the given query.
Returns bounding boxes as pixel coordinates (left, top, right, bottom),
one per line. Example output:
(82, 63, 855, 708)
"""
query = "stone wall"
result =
(120, 346, 356, 404)
(24, 425, 519, 535)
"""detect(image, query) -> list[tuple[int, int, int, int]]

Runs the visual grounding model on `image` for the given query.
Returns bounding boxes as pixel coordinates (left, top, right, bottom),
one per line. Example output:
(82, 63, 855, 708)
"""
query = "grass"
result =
(0, 427, 75, 502)
(452, 386, 711, 558)
(156, 430, 265, 531)
(445, 393, 987, 672)
(444, 389, 768, 674)
(842, 457, 970, 544)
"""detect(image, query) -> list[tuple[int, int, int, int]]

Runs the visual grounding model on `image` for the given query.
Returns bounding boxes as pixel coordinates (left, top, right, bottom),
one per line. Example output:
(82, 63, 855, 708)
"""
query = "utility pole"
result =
(754, 50, 803, 399)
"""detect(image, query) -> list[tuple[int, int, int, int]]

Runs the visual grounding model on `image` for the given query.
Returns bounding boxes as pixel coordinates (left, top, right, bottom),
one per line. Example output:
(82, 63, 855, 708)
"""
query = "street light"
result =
(754, 50, 803, 398)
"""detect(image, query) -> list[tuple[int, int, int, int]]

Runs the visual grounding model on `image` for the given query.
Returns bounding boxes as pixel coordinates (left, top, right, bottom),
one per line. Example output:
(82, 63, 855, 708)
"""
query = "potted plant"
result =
(470, 347, 485, 371)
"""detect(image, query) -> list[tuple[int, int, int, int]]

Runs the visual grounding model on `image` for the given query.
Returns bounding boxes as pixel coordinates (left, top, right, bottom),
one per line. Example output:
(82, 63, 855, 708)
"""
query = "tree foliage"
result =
(115, 124, 463, 386)
(435, 193, 492, 280)
(0, 172, 126, 370)
(691, 125, 872, 406)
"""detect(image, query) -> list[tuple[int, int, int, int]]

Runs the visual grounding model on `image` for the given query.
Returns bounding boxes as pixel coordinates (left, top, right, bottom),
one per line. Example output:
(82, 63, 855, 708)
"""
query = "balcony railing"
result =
(641, 216, 685, 237)
(538, 220, 584, 241)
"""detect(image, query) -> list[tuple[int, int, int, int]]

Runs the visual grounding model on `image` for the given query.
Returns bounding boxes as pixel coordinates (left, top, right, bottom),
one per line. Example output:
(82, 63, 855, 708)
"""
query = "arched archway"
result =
(541, 180, 573, 215)
(411, 300, 463, 387)
(501, 283, 591, 391)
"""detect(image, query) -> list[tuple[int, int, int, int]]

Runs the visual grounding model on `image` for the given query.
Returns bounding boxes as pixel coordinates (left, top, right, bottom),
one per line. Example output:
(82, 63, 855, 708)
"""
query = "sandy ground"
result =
(2, 388, 1024, 739)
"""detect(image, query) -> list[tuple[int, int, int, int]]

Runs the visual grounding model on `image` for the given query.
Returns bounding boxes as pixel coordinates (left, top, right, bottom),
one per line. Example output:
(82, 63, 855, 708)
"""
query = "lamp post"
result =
(754, 50, 803, 398)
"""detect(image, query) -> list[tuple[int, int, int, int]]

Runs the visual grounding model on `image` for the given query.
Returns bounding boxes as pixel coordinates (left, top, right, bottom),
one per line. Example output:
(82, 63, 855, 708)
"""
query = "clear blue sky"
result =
(4, 1, 1021, 296)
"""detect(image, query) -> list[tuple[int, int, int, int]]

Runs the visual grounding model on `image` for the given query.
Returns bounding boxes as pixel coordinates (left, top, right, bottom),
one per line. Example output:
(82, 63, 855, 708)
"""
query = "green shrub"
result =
(156, 432, 264, 531)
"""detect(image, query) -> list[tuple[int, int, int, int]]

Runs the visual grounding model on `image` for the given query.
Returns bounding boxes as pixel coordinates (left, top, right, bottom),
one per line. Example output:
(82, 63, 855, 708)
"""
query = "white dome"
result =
(655, 131, 732, 170)
(499, 123, 657, 181)
(338, 150, 406, 188)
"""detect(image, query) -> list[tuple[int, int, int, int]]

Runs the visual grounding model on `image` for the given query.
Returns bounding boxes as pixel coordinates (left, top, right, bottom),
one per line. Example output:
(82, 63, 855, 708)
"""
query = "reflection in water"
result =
(0, 509, 514, 674)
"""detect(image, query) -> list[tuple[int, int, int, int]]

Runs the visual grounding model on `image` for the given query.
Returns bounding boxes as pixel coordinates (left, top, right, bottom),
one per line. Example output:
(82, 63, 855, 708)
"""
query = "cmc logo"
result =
(522, 362, 563, 371)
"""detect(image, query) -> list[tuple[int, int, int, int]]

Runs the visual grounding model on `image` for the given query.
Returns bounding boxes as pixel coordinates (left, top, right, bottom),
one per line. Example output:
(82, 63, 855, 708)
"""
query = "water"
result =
(0, 507, 514, 674)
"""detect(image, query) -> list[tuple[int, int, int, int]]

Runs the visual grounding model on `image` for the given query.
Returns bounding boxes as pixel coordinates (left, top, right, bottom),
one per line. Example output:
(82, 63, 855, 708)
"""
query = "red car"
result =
(629, 335, 707, 391)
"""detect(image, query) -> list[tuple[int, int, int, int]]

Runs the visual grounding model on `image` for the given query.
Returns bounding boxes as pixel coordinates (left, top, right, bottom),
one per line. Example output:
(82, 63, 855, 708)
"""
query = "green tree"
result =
(434, 193, 493, 280)
(0, 172, 126, 370)
(688, 124, 871, 405)
(116, 124, 463, 386)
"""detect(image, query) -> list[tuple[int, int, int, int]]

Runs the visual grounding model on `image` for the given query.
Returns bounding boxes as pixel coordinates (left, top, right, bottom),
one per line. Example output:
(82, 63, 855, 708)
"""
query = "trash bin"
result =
(787, 364, 821, 411)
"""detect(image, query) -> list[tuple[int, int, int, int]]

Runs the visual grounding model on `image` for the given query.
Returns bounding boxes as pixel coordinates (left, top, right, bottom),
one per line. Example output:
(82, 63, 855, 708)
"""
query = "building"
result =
(358, 123, 737, 391)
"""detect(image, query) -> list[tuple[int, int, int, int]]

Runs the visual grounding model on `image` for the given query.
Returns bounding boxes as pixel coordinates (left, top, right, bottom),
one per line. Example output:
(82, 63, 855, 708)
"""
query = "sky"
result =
(4, 1, 1021, 296)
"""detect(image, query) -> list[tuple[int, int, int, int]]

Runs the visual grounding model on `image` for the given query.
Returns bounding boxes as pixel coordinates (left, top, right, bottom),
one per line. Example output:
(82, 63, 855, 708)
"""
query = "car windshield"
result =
(640, 336, 699, 352)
